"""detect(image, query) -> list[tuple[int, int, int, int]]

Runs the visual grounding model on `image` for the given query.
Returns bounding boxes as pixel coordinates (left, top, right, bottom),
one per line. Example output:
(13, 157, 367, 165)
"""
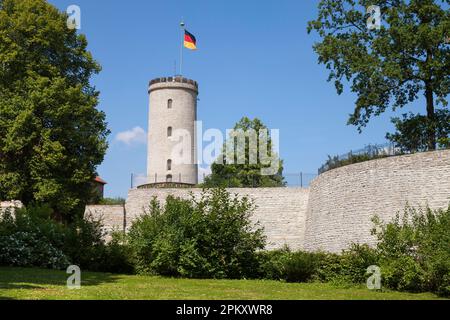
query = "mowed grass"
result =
(0, 267, 445, 300)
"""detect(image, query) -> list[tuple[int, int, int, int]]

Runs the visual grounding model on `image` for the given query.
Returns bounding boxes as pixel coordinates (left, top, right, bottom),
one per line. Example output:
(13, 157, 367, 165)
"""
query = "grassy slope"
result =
(0, 267, 445, 300)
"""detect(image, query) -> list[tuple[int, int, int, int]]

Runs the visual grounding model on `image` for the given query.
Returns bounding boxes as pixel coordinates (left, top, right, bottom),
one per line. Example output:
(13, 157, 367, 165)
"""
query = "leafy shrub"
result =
(319, 144, 392, 174)
(256, 247, 291, 280)
(258, 249, 337, 283)
(0, 230, 70, 269)
(101, 231, 134, 274)
(337, 244, 379, 284)
(257, 206, 449, 298)
(0, 205, 132, 273)
(373, 205, 450, 297)
(127, 188, 266, 279)
(0, 207, 69, 269)
(313, 252, 343, 283)
(62, 213, 107, 271)
(283, 251, 324, 283)
(97, 197, 126, 205)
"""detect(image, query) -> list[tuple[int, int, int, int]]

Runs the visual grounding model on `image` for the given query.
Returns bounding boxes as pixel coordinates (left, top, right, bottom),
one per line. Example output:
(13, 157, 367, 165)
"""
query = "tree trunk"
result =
(425, 45, 436, 151)
(425, 82, 436, 151)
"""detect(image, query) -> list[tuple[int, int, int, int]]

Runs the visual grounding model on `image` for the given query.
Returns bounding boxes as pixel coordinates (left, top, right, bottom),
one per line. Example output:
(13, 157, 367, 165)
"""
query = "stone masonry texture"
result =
(86, 150, 450, 252)
(85, 205, 125, 241)
(125, 188, 310, 251)
(303, 149, 450, 252)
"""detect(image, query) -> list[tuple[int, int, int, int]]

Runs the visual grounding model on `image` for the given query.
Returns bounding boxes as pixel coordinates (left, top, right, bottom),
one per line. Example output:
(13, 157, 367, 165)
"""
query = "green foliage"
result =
(256, 247, 291, 280)
(127, 188, 266, 279)
(62, 213, 107, 271)
(259, 245, 377, 285)
(0, 205, 132, 273)
(283, 251, 324, 283)
(0, 208, 70, 269)
(102, 231, 134, 274)
(0, 0, 109, 221)
(202, 117, 285, 188)
(308, 0, 450, 150)
(323, 244, 378, 284)
(372, 205, 450, 296)
(0, 206, 69, 268)
(97, 197, 126, 205)
(258, 206, 449, 298)
(319, 144, 391, 173)
(386, 110, 450, 152)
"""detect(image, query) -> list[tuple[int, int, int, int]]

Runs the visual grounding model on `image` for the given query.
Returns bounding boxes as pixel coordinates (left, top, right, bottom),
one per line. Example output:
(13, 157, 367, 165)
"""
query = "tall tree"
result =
(308, 0, 449, 150)
(0, 0, 109, 221)
(203, 117, 285, 188)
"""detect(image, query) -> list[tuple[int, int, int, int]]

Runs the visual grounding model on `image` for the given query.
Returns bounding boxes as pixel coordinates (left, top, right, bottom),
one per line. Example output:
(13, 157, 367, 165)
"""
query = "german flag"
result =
(184, 30, 197, 50)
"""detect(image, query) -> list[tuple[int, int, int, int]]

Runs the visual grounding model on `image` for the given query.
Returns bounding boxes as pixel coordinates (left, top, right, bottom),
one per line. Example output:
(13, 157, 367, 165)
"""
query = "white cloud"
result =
(115, 127, 147, 145)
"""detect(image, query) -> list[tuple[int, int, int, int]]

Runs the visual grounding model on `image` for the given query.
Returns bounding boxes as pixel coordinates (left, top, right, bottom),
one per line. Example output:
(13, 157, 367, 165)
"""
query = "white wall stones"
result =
(303, 149, 450, 253)
(85, 205, 125, 241)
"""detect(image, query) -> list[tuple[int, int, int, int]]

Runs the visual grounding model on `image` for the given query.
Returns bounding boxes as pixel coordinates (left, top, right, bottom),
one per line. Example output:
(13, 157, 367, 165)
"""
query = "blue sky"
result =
(49, 0, 424, 198)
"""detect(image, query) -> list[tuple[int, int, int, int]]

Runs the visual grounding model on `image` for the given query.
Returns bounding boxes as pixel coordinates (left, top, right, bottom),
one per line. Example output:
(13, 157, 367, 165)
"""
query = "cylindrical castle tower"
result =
(146, 76, 198, 186)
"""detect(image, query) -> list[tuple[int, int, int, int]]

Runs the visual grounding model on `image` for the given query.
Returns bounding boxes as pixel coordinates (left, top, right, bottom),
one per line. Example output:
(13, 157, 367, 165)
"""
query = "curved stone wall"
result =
(303, 149, 450, 253)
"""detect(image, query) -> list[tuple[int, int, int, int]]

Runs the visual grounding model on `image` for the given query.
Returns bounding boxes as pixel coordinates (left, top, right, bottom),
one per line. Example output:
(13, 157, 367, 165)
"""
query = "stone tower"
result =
(146, 76, 198, 186)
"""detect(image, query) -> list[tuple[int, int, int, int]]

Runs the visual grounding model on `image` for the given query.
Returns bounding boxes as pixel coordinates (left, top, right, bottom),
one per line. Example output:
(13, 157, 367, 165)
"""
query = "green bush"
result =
(256, 248, 291, 280)
(283, 251, 324, 283)
(0, 205, 132, 273)
(256, 249, 295, 282)
(0, 206, 69, 269)
(97, 197, 126, 205)
(101, 231, 134, 274)
(337, 244, 379, 284)
(62, 213, 107, 271)
(0, 229, 70, 269)
(256, 206, 449, 298)
(373, 205, 450, 297)
(258, 249, 336, 283)
(127, 188, 266, 279)
(312, 244, 378, 285)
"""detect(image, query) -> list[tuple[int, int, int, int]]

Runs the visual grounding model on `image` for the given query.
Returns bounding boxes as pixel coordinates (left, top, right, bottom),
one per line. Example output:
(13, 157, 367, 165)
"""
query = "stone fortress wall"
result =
(84, 205, 126, 241)
(86, 149, 450, 252)
(125, 188, 310, 251)
(303, 149, 450, 252)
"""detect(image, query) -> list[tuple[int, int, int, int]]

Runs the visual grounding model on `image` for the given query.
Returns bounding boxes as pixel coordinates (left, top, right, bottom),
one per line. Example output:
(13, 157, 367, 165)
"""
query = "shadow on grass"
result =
(0, 267, 121, 300)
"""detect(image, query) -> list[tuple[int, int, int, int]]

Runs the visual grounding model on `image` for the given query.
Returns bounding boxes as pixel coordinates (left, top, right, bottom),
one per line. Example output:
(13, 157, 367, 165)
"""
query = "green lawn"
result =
(0, 267, 445, 300)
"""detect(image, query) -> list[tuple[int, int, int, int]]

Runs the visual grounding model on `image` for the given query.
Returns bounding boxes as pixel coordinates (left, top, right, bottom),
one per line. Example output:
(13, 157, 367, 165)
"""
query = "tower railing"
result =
(149, 76, 198, 88)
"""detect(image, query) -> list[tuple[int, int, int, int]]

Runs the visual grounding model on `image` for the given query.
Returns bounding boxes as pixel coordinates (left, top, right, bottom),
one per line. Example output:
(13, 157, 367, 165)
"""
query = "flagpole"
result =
(180, 21, 185, 76)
